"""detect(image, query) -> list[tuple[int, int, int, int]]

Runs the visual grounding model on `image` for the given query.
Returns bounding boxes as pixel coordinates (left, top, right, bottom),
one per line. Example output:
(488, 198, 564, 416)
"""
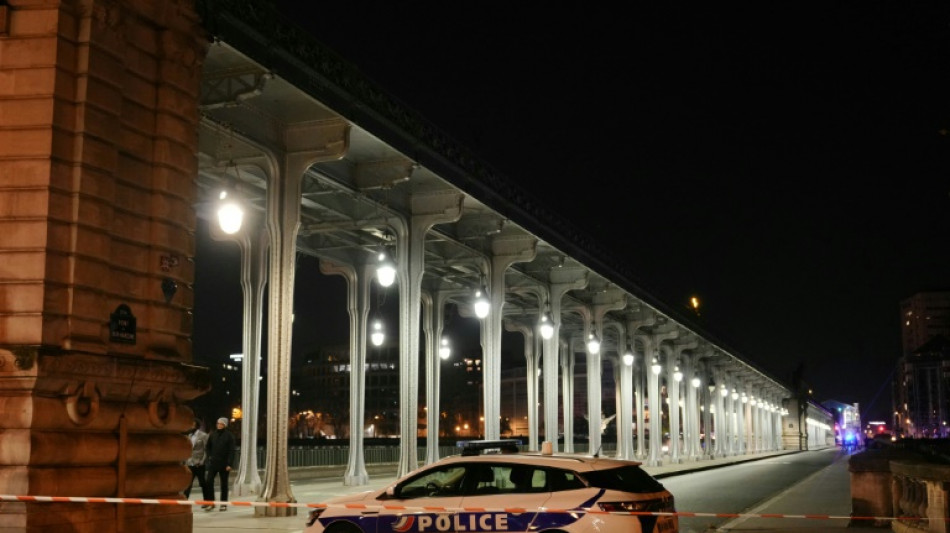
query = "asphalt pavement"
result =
(189, 448, 887, 533)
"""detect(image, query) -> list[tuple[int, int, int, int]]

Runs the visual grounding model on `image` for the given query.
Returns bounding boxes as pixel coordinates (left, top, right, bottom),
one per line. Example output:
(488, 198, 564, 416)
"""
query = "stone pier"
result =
(0, 1, 209, 531)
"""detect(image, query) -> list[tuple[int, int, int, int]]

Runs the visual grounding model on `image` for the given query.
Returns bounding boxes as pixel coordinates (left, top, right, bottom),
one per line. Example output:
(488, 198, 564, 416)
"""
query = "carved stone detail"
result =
(65, 382, 101, 427)
(147, 394, 176, 428)
(12, 347, 36, 370)
(92, 0, 122, 31)
(37, 353, 210, 401)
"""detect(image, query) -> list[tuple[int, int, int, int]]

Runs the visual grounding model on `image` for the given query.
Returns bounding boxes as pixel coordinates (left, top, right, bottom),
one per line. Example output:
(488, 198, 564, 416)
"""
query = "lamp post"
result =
(671, 366, 683, 461)
(706, 382, 716, 458)
(648, 357, 662, 465)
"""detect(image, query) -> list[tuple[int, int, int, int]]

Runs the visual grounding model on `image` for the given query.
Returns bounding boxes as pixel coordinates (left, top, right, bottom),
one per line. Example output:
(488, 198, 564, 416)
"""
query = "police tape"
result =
(0, 494, 911, 522)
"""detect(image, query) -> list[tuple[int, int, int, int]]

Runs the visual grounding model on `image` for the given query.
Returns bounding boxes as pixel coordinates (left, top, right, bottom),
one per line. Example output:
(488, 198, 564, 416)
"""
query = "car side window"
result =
(505, 466, 546, 493)
(547, 468, 586, 492)
(463, 464, 502, 495)
(460, 465, 549, 495)
(396, 465, 466, 499)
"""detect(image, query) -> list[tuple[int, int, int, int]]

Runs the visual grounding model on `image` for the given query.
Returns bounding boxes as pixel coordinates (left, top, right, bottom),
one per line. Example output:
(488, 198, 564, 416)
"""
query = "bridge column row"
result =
(224, 181, 795, 502)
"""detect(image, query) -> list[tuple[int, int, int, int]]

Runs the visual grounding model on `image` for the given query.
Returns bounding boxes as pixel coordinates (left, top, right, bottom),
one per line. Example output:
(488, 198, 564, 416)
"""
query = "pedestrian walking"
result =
(204, 417, 236, 511)
(184, 418, 209, 500)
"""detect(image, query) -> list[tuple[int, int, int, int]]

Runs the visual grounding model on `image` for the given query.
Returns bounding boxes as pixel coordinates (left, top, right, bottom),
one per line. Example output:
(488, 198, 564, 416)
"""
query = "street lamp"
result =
(473, 286, 490, 319)
(538, 312, 554, 340)
(217, 188, 244, 234)
(651, 358, 662, 375)
(439, 337, 451, 359)
(689, 295, 701, 316)
(375, 250, 396, 287)
(691, 374, 701, 388)
(370, 320, 385, 346)
(587, 332, 601, 354)
(673, 366, 683, 383)
(623, 351, 634, 366)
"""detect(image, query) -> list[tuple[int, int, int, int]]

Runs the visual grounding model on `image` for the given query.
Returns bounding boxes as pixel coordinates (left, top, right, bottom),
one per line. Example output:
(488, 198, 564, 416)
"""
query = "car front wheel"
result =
(324, 521, 362, 533)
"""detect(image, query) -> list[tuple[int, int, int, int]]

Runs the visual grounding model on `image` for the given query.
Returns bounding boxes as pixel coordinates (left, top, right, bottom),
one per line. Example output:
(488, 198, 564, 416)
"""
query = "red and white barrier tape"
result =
(0, 494, 912, 522)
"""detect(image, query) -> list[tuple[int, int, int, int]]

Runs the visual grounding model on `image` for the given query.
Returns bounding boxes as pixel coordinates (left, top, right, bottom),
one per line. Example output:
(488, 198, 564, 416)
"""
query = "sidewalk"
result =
(190, 449, 877, 533)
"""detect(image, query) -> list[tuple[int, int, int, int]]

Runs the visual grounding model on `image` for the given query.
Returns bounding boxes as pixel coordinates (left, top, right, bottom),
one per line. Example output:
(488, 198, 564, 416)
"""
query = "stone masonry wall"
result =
(0, 0, 204, 358)
(0, 1, 210, 531)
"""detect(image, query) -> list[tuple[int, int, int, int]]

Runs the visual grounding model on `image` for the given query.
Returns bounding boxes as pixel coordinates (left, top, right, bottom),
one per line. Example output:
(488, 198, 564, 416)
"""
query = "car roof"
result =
(431, 451, 644, 473)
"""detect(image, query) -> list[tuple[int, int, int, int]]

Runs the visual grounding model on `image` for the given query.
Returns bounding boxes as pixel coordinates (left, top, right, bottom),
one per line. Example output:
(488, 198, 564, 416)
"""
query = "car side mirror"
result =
(386, 486, 396, 498)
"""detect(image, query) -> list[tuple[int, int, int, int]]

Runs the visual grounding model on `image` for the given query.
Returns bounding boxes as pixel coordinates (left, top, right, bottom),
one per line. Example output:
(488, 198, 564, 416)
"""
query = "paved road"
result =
(668, 448, 876, 533)
(190, 448, 884, 533)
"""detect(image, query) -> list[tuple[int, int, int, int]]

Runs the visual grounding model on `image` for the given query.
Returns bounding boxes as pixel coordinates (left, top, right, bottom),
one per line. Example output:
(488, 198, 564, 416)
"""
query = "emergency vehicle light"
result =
(457, 439, 522, 456)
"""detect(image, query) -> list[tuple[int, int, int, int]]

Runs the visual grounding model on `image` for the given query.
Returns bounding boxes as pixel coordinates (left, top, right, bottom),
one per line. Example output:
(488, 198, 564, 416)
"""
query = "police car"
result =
(305, 439, 677, 533)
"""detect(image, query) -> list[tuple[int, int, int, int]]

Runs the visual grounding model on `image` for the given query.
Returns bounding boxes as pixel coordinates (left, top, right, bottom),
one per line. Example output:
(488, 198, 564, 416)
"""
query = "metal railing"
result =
(249, 442, 616, 468)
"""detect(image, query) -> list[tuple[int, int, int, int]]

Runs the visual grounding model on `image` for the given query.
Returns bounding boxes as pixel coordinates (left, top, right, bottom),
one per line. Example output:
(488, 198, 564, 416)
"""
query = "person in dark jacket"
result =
(204, 417, 236, 511)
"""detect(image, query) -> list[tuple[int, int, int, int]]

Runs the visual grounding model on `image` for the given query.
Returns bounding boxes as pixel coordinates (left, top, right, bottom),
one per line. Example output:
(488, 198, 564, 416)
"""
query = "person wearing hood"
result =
(203, 417, 236, 511)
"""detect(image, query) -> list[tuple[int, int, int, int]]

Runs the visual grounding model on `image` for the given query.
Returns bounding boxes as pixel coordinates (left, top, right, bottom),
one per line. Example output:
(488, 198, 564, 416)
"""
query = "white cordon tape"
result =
(0, 495, 910, 522)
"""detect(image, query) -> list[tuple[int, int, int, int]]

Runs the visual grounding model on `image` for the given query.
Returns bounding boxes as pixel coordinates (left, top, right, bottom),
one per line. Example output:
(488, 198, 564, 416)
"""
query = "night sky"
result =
(197, 3, 950, 424)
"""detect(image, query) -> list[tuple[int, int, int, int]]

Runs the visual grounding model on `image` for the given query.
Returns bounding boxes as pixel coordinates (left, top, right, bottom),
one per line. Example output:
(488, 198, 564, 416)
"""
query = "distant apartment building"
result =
(894, 291, 950, 438)
(293, 343, 488, 439)
(289, 342, 625, 441)
(293, 343, 401, 438)
(900, 291, 950, 356)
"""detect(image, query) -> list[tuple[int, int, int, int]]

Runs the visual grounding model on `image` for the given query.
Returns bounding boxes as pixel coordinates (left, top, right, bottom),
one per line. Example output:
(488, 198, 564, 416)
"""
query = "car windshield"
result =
(580, 465, 666, 493)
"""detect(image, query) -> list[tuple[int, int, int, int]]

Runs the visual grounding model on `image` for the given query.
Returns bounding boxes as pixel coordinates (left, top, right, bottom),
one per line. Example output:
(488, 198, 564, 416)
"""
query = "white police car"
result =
(305, 439, 677, 533)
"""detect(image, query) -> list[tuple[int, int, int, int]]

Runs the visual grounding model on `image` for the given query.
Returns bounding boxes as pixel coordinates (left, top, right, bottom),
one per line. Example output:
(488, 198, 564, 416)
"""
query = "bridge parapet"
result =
(850, 443, 950, 532)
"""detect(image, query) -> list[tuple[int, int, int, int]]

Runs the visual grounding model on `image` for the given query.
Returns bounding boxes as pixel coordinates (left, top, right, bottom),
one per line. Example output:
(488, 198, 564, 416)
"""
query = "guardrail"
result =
(253, 443, 616, 468)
